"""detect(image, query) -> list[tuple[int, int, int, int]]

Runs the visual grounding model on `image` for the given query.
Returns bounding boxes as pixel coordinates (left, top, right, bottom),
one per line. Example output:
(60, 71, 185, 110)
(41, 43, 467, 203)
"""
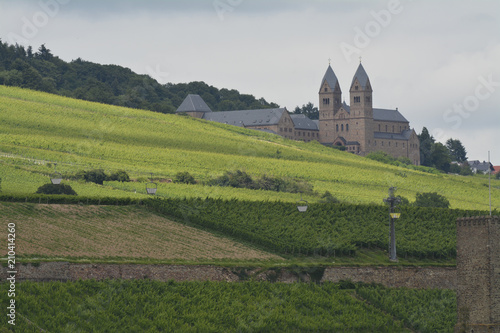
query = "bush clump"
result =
(173, 171, 197, 184)
(207, 170, 312, 194)
(413, 192, 449, 208)
(75, 169, 130, 184)
(36, 183, 77, 195)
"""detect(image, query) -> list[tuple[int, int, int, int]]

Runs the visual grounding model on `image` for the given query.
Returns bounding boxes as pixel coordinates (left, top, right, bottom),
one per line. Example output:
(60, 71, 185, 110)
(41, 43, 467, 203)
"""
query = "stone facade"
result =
(455, 216, 500, 333)
(318, 63, 420, 165)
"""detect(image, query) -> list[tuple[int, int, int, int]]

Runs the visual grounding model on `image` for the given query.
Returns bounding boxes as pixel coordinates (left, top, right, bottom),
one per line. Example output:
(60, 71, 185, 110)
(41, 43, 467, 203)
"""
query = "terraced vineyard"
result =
(1, 86, 498, 210)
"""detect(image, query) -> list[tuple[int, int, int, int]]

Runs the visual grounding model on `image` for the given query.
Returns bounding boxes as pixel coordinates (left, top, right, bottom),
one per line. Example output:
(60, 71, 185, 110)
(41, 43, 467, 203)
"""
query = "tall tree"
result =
(293, 102, 319, 120)
(431, 142, 452, 172)
(446, 138, 467, 163)
(418, 127, 435, 167)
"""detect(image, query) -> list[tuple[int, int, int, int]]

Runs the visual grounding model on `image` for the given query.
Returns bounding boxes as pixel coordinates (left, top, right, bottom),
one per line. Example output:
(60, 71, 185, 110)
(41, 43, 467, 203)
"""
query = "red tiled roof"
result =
(493, 166, 500, 174)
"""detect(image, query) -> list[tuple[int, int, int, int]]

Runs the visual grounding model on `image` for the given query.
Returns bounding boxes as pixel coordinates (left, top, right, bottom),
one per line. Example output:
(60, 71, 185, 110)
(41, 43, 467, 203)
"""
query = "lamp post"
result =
(383, 187, 401, 262)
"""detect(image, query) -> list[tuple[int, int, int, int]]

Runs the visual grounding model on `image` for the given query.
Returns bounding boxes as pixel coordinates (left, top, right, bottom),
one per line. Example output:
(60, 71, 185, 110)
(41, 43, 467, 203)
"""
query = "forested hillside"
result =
(0, 41, 279, 113)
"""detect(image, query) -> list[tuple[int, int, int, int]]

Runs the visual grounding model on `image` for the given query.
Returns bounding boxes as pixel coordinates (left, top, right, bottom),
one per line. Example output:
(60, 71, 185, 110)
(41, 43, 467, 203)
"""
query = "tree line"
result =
(0, 41, 279, 113)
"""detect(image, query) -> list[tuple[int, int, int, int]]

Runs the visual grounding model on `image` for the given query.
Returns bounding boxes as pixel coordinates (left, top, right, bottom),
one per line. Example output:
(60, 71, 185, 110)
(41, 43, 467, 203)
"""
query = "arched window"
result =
(336, 124, 339, 132)
(346, 124, 349, 132)
(341, 124, 344, 131)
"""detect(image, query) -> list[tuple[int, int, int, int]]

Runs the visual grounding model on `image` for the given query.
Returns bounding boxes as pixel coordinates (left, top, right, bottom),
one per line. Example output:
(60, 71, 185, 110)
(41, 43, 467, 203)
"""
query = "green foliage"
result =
(0, 40, 279, 113)
(0, 85, 498, 211)
(0, 280, 457, 332)
(84, 169, 108, 185)
(418, 127, 435, 167)
(147, 197, 480, 259)
(446, 138, 467, 163)
(293, 102, 319, 120)
(207, 170, 313, 194)
(109, 170, 130, 182)
(366, 151, 439, 174)
(35, 183, 77, 195)
(496, 172, 500, 180)
(356, 284, 456, 333)
(173, 171, 196, 184)
(414, 192, 450, 209)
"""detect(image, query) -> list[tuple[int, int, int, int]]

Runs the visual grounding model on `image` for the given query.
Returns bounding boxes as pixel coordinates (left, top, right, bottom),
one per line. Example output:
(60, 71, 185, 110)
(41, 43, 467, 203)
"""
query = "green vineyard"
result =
(0, 280, 455, 332)
(0, 85, 498, 210)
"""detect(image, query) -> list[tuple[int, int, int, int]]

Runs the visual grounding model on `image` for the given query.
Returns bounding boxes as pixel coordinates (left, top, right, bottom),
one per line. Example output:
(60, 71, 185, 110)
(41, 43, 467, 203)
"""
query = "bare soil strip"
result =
(0, 203, 282, 261)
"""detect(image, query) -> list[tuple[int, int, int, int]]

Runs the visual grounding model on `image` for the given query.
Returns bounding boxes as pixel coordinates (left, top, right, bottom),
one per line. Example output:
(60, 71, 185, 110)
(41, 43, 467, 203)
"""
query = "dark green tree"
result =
(414, 192, 450, 208)
(418, 127, 435, 167)
(446, 138, 467, 163)
(431, 142, 451, 172)
(36, 183, 77, 195)
(496, 172, 500, 180)
(293, 102, 319, 120)
(84, 169, 108, 185)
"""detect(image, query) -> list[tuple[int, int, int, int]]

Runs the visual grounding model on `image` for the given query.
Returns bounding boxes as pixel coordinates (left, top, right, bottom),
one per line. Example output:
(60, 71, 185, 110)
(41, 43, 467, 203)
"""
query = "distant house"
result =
(176, 62, 420, 164)
(467, 160, 495, 174)
(493, 166, 500, 175)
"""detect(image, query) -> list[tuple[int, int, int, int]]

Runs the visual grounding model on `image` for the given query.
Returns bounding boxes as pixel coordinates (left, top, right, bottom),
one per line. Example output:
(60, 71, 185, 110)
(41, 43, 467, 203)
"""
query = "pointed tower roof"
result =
(319, 65, 340, 92)
(350, 63, 370, 90)
(176, 94, 212, 113)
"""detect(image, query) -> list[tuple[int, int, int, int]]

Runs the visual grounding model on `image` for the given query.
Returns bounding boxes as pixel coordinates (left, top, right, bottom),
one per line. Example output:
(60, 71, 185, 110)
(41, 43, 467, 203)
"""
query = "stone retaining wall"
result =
(1, 263, 457, 289)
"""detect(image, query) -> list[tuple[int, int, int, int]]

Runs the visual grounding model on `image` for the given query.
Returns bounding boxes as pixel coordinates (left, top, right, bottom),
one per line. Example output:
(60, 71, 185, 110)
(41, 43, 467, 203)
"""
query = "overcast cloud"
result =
(0, 0, 499, 161)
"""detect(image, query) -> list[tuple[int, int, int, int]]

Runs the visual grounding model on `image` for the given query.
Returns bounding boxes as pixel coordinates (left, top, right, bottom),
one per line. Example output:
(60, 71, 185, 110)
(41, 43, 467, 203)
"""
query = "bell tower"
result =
(349, 62, 374, 154)
(318, 63, 342, 143)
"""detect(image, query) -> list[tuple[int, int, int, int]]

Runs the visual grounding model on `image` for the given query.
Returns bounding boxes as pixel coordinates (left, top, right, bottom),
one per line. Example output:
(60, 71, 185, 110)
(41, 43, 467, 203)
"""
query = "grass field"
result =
(0, 85, 498, 210)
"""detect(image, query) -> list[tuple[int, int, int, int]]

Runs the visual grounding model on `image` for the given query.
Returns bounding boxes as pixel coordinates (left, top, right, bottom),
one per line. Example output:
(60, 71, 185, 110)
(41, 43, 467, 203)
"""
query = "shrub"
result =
(109, 170, 130, 182)
(208, 170, 313, 194)
(414, 192, 449, 208)
(173, 171, 197, 184)
(84, 169, 108, 185)
(36, 183, 77, 195)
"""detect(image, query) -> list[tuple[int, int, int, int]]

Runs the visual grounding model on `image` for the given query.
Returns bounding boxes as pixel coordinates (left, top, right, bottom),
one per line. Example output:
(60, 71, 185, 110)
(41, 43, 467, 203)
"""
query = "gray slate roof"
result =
(341, 102, 407, 123)
(374, 129, 412, 140)
(320, 65, 340, 92)
(468, 160, 495, 172)
(336, 137, 360, 146)
(176, 94, 212, 113)
(350, 63, 370, 89)
(373, 108, 408, 123)
(203, 108, 286, 127)
(290, 114, 319, 131)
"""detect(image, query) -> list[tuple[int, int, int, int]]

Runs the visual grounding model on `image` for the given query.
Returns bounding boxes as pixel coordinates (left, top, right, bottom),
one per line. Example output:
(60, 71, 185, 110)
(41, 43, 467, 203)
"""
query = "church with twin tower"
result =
(177, 61, 420, 165)
(318, 62, 420, 165)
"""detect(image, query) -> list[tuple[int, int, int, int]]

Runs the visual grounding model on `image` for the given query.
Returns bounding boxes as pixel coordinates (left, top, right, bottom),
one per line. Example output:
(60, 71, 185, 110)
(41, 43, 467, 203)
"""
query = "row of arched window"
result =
(336, 124, 349, 132)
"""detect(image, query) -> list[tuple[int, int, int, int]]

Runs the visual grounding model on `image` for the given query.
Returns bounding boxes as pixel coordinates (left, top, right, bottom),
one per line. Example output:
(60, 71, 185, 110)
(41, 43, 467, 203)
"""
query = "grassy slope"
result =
(0, 85, 498, 210)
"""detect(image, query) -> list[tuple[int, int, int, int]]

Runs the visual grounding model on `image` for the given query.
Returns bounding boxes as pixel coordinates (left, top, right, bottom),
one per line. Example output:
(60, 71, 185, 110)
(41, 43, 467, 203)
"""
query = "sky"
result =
(0, 0, 499, 162)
